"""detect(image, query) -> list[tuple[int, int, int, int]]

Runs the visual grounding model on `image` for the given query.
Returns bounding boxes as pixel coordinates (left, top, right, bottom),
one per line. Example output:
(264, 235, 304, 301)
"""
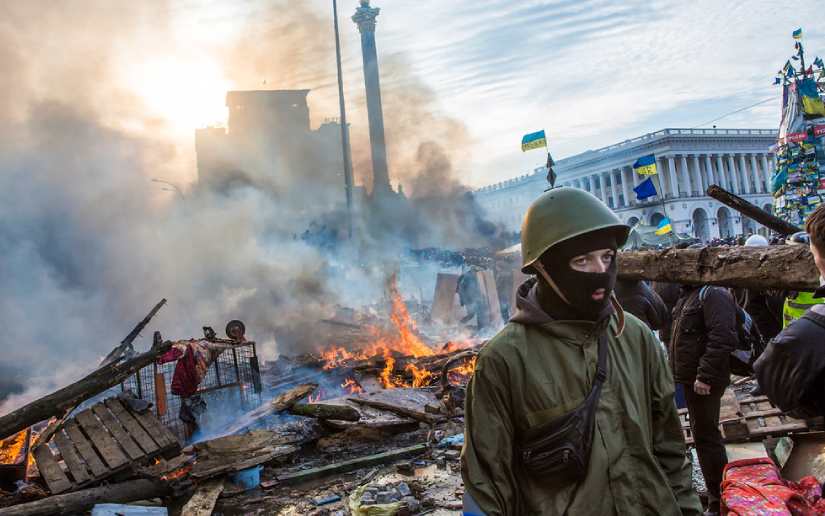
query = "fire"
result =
(380, 356, 397, 388)
(161, 463, 192, 482)
(341, 377, 363, 394)
(0, 430, 28, 465)
(405, 363, 434, 388)
(307, 390, 324, 404)
(448, 355, 478, 384)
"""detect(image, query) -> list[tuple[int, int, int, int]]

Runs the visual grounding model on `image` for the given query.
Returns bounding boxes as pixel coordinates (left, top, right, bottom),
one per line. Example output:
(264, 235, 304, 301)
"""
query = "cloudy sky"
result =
(127, 1, 824, 188)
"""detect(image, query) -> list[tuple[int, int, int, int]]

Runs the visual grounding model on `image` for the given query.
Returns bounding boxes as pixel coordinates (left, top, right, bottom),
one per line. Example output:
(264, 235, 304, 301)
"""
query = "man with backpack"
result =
(671, 283, 738, 515)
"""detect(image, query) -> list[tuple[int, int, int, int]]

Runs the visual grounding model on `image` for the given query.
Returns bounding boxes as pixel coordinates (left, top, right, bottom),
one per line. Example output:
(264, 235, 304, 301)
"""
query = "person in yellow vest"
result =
(783, 232, 824, 328)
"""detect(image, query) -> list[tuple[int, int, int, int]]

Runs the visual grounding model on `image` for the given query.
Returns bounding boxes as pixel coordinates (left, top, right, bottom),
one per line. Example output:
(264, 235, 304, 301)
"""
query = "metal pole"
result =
(333, 0, 354, 238)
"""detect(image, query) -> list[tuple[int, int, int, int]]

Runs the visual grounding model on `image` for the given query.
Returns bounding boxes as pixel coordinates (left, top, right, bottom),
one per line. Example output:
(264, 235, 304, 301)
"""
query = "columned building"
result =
(475, 128, 778, 242)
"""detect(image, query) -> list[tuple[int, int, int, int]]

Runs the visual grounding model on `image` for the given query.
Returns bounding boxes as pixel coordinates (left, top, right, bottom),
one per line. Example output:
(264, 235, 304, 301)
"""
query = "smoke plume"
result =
(0, 0, 507, 412)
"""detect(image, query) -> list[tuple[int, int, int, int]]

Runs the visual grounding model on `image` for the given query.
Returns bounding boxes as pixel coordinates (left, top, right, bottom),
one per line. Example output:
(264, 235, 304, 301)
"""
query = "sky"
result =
(149, 0, 825, 189)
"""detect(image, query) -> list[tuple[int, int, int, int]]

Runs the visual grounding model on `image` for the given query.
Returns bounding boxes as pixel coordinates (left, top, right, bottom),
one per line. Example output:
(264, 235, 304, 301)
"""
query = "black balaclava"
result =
(535, 228, 619, 321)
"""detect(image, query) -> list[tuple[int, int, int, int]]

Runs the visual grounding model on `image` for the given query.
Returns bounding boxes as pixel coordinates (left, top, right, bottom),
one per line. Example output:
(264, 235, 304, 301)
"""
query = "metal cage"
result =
(121, 341, 262, 442)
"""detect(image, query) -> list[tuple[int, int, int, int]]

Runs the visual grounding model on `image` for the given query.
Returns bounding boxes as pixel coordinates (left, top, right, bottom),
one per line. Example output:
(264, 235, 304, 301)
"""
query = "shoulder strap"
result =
(584, 334, 609, 405)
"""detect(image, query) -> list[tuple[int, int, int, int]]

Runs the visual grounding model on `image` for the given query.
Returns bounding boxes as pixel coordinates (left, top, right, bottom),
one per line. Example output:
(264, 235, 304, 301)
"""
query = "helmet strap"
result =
(532, 261, 571, 306)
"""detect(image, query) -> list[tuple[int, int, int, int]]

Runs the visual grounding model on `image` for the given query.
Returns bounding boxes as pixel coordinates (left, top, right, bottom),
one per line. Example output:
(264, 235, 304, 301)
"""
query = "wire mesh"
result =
(120, 341, 262, 442)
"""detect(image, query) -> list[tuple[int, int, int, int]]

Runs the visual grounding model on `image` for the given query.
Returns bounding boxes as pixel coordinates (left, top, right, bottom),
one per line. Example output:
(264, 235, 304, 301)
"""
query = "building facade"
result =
(475, 128, 778, 241)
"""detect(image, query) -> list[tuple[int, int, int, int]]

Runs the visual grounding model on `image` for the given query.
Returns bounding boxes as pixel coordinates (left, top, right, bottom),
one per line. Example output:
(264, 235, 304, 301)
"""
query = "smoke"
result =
(0, 0, 508, 412)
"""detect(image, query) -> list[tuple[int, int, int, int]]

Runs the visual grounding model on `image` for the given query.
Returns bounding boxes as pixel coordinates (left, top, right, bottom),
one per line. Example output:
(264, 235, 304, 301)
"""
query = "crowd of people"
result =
(461, 186, 825, 515)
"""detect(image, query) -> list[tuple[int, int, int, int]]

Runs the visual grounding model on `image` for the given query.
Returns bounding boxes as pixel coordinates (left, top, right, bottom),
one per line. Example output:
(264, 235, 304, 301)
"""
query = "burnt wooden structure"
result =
(33, 398, 180, 495)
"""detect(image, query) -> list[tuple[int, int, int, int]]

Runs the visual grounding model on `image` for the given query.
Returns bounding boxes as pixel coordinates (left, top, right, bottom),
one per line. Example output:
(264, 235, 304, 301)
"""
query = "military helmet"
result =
(744, 234, 769, 247)
(520, 187, 630, 273)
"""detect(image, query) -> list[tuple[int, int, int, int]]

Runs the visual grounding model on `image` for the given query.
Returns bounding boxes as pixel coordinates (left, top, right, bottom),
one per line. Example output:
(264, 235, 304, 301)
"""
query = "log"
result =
(347, 397, 439, 424)
(0, 479, 170, 516)
(0, 338, 173, 441)
(288, 403, 361, 422)
(707, 185, 802, 236)
(220, 383, 317, 435)
(617, 245, 818, 290)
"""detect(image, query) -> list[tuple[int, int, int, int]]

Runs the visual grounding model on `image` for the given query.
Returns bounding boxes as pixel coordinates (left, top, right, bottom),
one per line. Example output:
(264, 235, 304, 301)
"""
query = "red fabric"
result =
(721, 458, 825, 515)
(156, 340, 222, 398)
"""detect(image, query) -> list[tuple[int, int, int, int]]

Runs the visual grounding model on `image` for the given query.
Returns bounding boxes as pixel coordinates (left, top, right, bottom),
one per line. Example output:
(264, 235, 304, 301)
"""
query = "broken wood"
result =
(617, 245, 818, 290)
(707, 184, 802, 236)
(288, 403, 361, 422)
(273, 443, 429, 485)
(181, 478, 225, 516)
(0, 479, 170, 516)
(0, 338, 173, 441)
(347, 397, 439, 425)
(221, 383, 318, 435)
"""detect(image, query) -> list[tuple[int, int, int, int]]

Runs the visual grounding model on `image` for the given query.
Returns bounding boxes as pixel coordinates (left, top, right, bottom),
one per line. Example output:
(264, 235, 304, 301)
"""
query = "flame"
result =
(405, 363, 434, 388)
(0, 430, 28, 465)
(161, 463, 192, 482)
(307, 390, 324, 403)
(448, 355, 478, 384)
(341, 377, 363, 394)
(380, 356, 397, 388)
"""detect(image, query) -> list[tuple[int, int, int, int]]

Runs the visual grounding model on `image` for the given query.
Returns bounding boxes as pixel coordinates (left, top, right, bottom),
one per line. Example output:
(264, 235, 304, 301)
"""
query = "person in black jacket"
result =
(755, 204, 825, 419)
(654, 281, 682, 347)
(671, 284, 738, 515)
(614, 278, 670, 332)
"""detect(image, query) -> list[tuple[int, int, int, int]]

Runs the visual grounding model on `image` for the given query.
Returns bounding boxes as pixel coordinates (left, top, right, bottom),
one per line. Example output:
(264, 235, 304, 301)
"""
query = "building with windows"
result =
(475, 128, 778, 241)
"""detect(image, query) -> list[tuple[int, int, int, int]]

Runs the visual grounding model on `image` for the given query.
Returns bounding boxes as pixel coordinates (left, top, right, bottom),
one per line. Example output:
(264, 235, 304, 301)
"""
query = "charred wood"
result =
(288, 403, 361, 422)
(0, 479, 170, 516)
(220, 383, 317, 435)
(347, 398, 439, 425)
(707, 185, 802, 236)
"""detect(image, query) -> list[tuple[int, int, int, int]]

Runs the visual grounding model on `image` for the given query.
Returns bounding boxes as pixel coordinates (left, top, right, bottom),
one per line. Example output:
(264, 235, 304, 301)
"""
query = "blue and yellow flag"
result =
(655, 217, 673, 236)
(633, 177, 657, 200)
(521, 130, 547, 152)
(799, 78, 825, 117)
(793, 28, 803, 40)
(633, 154, 657, 176)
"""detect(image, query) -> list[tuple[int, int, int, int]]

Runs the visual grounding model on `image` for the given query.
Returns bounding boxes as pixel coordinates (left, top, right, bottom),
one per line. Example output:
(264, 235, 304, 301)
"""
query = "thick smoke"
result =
(0, 0, 508, 411)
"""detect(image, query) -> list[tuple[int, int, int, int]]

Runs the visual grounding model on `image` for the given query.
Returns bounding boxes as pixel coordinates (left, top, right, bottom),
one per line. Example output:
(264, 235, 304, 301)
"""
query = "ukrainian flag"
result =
(633, 154, 658, 176)
(793, 28, 803, 40)
(521, 130, 547, 152)
(655, 217, 673, 236)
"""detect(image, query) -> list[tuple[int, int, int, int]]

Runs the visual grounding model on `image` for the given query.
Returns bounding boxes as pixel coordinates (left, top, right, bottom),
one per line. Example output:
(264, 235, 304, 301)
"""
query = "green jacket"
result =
(783, 291, 824, 328)
(461, 280, 701, 515)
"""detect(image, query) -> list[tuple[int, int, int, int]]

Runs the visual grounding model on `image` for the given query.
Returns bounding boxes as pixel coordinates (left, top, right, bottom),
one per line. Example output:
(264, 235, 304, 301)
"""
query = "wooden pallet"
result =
(33, 397, 180, 494)
(678, 390, 808, 446)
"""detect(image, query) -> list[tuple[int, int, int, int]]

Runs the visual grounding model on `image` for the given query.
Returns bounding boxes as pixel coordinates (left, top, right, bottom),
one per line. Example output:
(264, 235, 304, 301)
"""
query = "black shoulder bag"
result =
(517, 334, 608, 481)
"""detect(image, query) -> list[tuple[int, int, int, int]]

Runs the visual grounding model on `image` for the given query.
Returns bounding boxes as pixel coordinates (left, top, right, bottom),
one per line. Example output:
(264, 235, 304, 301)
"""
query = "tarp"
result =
(622, 223, 696, 250)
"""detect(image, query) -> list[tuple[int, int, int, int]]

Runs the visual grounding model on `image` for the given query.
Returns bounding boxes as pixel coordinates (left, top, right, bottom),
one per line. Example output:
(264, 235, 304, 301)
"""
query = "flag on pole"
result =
(633, 154, 658, 176)
(799, 78, 825, 117)
(521, 130, 547, 152)
(793, 28, 803, 40)
(633, 177, 657, 200)
(655, 217, 673, 236)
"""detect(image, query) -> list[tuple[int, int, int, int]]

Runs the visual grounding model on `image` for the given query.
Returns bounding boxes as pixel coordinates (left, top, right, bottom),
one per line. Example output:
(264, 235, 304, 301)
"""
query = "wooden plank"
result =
(74, 409, 128, 470)
(154, 373, 168, 417)
(91, 404, 144, 461)
(181, 478, 225, 516)
(31, 444, 73, 494)
(103, 398, 159, 455)
(131, 408, 178, 450)
(63, 420, 109, 478)
(52, 430, 91, 484)
(431, 273, 459, 323)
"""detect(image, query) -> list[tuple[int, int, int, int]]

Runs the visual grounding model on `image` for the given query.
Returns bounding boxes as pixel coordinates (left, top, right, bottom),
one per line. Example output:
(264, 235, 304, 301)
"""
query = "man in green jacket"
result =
(462, 187, 701, 515)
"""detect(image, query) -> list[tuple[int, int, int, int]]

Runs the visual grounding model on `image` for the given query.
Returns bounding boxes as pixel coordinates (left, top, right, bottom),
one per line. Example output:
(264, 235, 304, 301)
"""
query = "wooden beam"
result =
(0, 339, 173, 441)
(617, 245, 818, 290)
(0, 479, 170, 516)
(273, 443, 429, 485)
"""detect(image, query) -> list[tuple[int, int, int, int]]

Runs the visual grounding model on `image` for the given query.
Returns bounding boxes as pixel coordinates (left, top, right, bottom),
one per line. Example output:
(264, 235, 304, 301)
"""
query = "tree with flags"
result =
(771, 28, 825, 227)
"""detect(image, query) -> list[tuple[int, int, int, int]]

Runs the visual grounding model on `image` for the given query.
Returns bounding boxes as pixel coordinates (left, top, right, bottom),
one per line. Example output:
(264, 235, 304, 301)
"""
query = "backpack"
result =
(699, 286, 766, 377)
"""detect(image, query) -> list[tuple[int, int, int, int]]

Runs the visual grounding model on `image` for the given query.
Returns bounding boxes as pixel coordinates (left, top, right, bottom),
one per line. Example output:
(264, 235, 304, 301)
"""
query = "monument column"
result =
(622, 167, 633, 206)
(761, 154, 771, 193)
(738, 154, 751, 193)
(667, 156, 678, 197)
(610, 170, 620, 208)
(716, 155, 728, 191)
(353, 0, 391, 195)
(727, 154, 739, 193)
(704, 154, 716, 187)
